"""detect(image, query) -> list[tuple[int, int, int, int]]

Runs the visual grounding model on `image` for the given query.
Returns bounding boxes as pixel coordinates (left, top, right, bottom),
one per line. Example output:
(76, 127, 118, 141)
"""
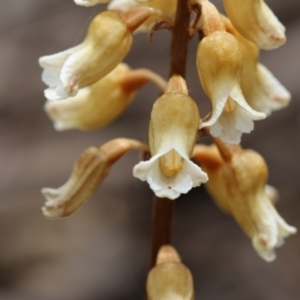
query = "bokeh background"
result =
(1, 0, 300, 299)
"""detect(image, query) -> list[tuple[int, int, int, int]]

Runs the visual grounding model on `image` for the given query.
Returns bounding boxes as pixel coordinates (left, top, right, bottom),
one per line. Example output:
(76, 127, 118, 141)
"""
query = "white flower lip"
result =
(133, 138, 208, 200)
(200, 84, 266, 144)
(39, 45, 83, 101)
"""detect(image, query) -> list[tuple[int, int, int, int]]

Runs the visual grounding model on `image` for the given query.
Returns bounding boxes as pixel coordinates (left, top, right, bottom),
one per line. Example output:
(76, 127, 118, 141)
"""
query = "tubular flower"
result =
(41, 139, 148, 218)
(193, 142, 297, 262)
(197, 31, 266, 144)
(224, 17, 290, 115)
(133, 75, 208, 200)
(44, 63, 167, 131)
(108, 0, 177, 32)
(222, 0, 286, 50)
(147, 246, 194, 300)
(39, 11, 133, 100)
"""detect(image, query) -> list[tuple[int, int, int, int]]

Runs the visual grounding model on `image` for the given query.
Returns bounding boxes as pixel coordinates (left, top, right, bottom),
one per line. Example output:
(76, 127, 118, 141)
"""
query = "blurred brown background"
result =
(0, 0, 300, 299)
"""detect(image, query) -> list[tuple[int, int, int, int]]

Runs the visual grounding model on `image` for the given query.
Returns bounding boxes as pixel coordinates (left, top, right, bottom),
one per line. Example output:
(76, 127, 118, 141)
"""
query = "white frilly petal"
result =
(204, 84, 266, 144)
(133, 144, 208, 200)
(39, 46, 83, 100)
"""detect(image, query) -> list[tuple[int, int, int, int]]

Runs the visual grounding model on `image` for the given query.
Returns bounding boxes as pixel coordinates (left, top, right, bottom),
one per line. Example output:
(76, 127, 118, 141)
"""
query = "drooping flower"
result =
(147, 245, 194, 300)
(197, 31, 266, 144)
(41, 139, 148, 218)
(44, 63, 167, 131)
(133, 75, 208, 200)
(222, 0, 286, 50)
(39, 10, 133, 100)
(193, 142, 297, 261)
(223, 16, 290, 115)
(39, 8, 173, 101)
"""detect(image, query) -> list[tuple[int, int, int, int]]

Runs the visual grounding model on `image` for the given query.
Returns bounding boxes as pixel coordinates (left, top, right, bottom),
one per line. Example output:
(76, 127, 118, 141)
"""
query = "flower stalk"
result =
(150, 0, 192, 268)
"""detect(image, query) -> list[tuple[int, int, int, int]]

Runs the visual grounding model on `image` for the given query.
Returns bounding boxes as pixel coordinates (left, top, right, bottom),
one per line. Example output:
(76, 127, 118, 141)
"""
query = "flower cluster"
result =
(39, 0, 296, 294)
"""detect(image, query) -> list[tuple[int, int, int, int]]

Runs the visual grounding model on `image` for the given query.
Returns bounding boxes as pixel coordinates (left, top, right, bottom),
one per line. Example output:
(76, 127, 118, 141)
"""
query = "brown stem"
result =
(169, 0, 191, 78)
(150, 0, 191, 268)
(150, 197, 174, 267)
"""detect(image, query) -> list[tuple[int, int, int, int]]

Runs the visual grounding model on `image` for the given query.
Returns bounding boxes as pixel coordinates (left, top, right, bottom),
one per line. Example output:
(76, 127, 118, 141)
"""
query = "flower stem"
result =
(150, 0, 191, 268)
(169, 0, 191, 78)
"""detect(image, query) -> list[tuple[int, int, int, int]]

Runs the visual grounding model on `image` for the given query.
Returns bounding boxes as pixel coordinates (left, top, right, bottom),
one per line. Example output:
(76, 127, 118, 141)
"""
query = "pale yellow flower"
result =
(197, 31, 266, 144)
(133, 76, 208, 200)
(193, 143, 296, 261)
(39, 11, 133, 100)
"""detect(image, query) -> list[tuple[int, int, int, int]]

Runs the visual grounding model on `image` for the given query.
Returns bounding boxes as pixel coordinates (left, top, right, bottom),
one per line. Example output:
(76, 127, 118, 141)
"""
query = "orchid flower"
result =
(39, 11, 133, 100)
(133, 76, 208, 200)
(197, 31, 266, 144)
(193, 143, 296, 261)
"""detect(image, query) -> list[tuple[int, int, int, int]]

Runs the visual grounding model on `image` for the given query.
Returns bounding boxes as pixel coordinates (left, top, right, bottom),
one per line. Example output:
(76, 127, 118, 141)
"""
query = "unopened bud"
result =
(147, 246, 194, 300)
